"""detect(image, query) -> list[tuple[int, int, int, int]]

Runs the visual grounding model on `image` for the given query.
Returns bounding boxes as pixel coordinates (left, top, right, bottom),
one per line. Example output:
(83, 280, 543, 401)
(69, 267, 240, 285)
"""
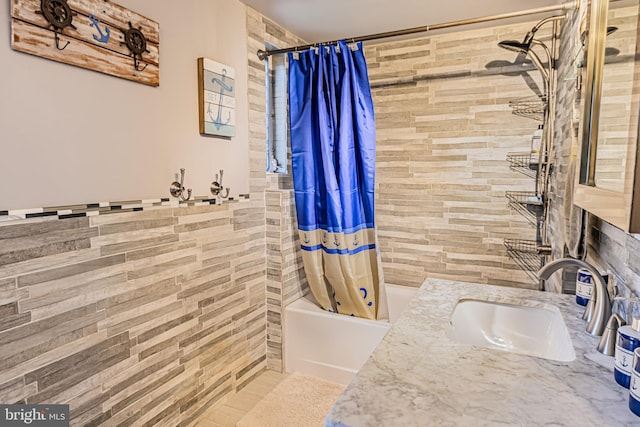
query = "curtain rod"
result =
(256, 1, 578, 60)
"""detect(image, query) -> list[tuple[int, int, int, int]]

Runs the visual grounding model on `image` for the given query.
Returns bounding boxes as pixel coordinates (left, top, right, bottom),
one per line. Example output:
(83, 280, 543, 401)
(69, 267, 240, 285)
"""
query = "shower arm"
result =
(531, 40, 553, 76)
(528, 15, 567, 40)
(520, 14, 564, 89)
(526, 48, 550, 94)
(523, 14, 558, 83)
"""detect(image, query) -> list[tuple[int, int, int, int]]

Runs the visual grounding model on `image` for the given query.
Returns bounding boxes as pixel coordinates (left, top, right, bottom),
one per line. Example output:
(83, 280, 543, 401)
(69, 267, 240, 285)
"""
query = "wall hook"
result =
(36, 0, 76, 51)
(54, 31, 70, 50)
(133, 56, 148, 72)
(169, 168, 192, 202)
(121, 22, 150, 72)
(210, 169, 230, 200)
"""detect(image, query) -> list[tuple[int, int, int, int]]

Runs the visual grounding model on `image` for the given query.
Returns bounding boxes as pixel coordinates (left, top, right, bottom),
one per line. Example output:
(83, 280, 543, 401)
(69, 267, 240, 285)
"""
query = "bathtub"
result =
(284, 284, 418, 385)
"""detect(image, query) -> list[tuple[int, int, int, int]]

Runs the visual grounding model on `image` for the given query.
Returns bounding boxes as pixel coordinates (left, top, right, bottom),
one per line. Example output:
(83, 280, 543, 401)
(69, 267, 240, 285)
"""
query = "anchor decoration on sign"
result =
(302, 233, 310, 244)
(353, 233, 359, 246)
(622, 355, 630, 368)
(208, 69, 233, 130)
(36, 0, 77, 50)
(121, 21, 150, 71)
(89, 14, 110, 43)
(322, 232, 328, 245)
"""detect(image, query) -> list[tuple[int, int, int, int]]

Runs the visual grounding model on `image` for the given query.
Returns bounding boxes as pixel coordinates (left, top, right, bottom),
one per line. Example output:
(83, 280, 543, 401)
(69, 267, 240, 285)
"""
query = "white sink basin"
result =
(447, 299, 576, 362)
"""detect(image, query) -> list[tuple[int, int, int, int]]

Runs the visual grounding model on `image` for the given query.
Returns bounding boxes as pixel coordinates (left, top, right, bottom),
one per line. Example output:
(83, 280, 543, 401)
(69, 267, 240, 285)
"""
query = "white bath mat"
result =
(236, 372, 345, 427)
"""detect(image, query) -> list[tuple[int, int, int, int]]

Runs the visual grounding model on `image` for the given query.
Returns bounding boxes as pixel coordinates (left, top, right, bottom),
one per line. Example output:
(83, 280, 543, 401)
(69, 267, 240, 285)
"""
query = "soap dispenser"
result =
(630, 348, 640, 417)
(576, 268, 593, 307)
(615, 316, 640, 388)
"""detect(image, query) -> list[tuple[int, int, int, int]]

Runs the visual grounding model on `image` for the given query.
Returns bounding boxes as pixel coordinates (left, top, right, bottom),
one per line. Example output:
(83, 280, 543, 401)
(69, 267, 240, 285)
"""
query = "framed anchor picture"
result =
(198, 57, 236, 137)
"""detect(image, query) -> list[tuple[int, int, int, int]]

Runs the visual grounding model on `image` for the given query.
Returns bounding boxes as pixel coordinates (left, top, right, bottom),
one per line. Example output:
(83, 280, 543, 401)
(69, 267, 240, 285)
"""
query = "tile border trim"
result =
(0, 194, 251, 223)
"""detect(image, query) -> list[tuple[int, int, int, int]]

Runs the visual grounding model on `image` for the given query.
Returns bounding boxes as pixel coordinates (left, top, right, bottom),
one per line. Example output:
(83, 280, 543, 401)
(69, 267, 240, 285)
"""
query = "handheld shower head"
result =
(498, 40, 531, 55)
(498, 38, 550, 85)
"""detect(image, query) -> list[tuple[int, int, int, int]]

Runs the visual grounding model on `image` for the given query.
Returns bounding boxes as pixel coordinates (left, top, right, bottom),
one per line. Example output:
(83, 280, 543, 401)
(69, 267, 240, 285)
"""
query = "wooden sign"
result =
(198, 58, 236, 137)
(11, 0, 160, 87)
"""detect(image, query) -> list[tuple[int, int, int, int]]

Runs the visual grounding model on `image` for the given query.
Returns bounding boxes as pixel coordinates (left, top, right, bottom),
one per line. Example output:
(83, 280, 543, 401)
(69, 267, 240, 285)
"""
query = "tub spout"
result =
(539, 258, 611, 336)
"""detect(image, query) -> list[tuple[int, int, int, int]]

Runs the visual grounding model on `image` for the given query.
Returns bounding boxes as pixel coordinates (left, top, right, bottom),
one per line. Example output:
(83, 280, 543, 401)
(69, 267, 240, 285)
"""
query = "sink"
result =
(447, 299, 576, 362)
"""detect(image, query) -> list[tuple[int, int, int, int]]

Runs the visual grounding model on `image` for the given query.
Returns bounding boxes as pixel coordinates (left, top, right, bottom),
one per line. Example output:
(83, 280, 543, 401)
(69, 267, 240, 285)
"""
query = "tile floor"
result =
(192, 370, 290, 427)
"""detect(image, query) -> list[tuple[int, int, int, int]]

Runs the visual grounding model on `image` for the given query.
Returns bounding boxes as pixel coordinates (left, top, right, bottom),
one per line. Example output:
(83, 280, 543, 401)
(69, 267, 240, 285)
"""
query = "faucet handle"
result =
(597, 313, 625, 356)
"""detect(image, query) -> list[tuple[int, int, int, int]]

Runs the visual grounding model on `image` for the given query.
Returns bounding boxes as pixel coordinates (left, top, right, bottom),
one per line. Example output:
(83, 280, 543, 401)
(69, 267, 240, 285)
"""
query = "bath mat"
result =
(236, 372, 345, 427)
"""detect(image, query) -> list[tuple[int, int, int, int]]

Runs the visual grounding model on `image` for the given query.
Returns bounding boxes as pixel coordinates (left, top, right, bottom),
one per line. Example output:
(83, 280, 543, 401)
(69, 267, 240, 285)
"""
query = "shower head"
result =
(607, 26, 618, 35)
(498, 37, 550, 87)
(498, 40, 531, 55)
(498, 15, 570, 57)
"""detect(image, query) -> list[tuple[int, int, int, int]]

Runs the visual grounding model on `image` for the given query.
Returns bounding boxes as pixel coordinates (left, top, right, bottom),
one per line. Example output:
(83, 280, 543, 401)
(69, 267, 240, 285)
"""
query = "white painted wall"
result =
(0, 0, 249, 210)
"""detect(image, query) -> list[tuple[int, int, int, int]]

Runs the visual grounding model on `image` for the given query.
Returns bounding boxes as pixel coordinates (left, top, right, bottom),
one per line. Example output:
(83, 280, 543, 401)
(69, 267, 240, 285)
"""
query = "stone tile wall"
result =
(246, 7, 301, 196)
(0, 201, 266, 426)
(265, 190, 308, 371)
(246, 7, 307, 373)
(546, 4, 584, 294)
(365, 21, 553, 289)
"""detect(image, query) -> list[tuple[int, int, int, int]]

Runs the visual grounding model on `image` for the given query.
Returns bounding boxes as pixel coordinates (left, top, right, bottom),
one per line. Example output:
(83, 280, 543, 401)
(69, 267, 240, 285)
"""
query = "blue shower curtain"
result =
(288, 40, 388, 320)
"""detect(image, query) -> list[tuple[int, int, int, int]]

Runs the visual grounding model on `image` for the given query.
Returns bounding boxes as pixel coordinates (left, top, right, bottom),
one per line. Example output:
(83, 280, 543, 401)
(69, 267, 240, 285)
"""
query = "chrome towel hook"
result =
(169, 168, 192, 202)
(210, 169, 230, 200)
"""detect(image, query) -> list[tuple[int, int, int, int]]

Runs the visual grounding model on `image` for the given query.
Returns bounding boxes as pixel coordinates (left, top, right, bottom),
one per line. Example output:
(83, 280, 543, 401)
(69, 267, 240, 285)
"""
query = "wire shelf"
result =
(509, 96, 547, 122)
(504, 239, 549, 284)
(506, 152, 539, 179)
(505, 191, 544, 226)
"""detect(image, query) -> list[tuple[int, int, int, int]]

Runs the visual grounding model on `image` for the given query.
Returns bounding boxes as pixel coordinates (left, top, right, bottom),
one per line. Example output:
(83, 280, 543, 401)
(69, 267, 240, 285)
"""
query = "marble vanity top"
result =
(325, 278, 639, 426)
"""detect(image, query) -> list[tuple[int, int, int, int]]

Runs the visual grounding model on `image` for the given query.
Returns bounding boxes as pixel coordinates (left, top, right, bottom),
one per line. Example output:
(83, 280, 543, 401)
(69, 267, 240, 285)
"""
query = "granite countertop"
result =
(325, 278, 639, 426)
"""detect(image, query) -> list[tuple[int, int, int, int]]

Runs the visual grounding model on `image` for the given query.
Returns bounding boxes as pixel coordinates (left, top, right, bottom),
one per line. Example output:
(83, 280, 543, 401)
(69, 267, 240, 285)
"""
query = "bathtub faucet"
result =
(538, 258, 611, 337)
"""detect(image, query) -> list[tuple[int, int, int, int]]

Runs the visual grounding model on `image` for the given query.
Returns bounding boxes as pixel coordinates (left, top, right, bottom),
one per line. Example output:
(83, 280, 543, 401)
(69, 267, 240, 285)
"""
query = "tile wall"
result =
(0, 201, 266, 426)
(246, 7, 308, 374)
(365, 21, 553, 289)
(545, 2, 585, 295)
(264, 190, 307, 371)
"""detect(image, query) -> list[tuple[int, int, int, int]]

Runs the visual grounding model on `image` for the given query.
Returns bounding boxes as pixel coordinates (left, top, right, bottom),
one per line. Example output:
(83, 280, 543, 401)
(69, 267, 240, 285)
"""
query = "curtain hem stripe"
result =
(300, 243, 376, 256)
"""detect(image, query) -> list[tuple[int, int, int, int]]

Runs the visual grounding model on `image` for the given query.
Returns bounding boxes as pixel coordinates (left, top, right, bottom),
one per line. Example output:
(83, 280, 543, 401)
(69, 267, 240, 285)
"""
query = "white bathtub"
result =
(284, 284, 418, 385)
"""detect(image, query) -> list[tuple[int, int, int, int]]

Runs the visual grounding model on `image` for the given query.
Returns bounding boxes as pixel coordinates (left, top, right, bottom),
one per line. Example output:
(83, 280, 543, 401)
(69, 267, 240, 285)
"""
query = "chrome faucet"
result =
(538, 258, 611, 336)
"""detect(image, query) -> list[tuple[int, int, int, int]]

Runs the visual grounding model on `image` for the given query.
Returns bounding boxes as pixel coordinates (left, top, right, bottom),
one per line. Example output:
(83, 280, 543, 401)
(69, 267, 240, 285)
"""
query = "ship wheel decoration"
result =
(122, 22, 150, 72)
(36, 0, 77, 50)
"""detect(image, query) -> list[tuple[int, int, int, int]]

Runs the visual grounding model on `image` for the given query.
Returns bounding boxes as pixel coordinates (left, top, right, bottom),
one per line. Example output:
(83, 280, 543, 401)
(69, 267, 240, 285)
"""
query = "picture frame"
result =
(198, 57, 236, 137)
